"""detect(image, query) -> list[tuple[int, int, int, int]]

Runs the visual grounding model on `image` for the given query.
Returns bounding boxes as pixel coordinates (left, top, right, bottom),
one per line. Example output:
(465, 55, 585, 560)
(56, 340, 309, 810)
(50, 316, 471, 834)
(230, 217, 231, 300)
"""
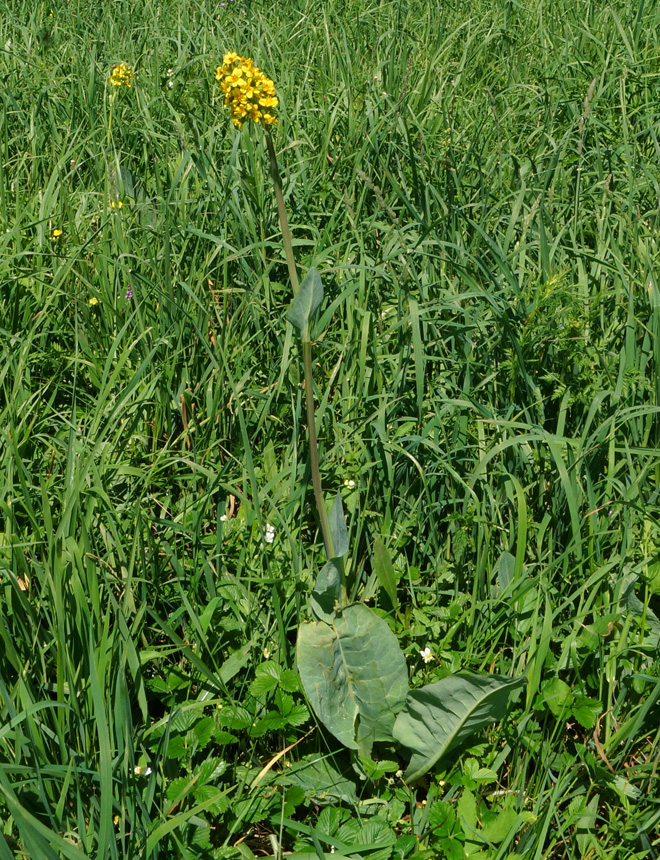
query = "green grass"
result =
(0, 0, 659, 857)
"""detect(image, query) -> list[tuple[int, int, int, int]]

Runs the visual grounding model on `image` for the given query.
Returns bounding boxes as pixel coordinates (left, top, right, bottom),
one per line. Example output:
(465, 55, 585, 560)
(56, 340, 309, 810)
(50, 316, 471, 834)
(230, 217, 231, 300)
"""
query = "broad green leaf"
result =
(480, 804, 521, 844)
(286, 268, 323, 335)
(280, 753, 357, 804)
(217, 705, 252, 730)
(576, 794, 599, 857)
(219, 642, 253, 685)
(171, 708, 197, 732)
(193, 716, 214, 748)
(541, 677, 573, 719)
(495, 550, 516, 594)
(213, 729, 237, 745)
(647, 561, 660, 595)
(256, 660, 282, 679)
(285, 704, 310, 726)
(438, 838, 464, 860)
(357, 756, 399, 781)
(373, 537, 399, 611)
(193, 785, 230, 815)
(114, 165, 143, 201)
(166, 776, 192, 805)
(311, 559, 343, 623)
(166, 735, 187, 759)
(328, 492, 349, 558)
(393, 674, 525, 782)
(572, 695, 601, 730)
(280, 669, 300, 692)
(196, 757, 227, 785)
(456, 789, 480, 853)
(297, 604, 409, 755)
(611, 775, 642, 800)
(428, 801, 457, 837)
(250, 673, 280, 698)
(625, 582, 660, 648)
(250, 674, 278, 698)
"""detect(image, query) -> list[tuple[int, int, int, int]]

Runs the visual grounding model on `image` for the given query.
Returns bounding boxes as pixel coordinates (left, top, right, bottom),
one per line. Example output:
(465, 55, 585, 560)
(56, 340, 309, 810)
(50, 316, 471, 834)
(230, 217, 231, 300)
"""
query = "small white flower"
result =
(167, 68, 173, 77)
(264, 523, 275, 544)
(220, 514, 227, 522)
(168, 80, 174, 88)
(344, 479, 356, 489)
(330, 848, 335, 855)
(263, 648, 271, 659)
(134, 765, 152, 776)
(419, 646, 433, 664)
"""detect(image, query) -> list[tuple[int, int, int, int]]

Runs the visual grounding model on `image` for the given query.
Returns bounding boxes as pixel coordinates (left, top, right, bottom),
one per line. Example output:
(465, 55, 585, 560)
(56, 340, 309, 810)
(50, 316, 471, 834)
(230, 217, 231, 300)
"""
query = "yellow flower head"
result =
(109, 63, 133, 88)
(88, 296, 99, 306)
(215, 52, 278, 129)
(51, 228, 63, 240)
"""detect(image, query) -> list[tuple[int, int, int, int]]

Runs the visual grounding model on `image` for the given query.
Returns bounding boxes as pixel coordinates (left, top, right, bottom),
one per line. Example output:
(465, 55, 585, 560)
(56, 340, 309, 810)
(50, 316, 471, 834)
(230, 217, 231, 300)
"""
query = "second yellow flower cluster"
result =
(215, 52, 278, 129)
(109, 62, 133, 88)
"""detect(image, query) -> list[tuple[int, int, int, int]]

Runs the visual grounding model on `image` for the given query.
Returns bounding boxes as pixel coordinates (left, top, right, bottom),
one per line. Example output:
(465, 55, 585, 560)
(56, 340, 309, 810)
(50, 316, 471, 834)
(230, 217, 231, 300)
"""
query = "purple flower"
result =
(125, 286, 133, 300)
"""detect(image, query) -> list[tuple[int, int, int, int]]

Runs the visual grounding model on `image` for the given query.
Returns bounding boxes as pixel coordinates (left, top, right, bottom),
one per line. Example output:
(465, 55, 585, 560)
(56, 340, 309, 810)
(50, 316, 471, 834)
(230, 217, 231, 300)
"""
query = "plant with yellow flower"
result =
(215, 51, 523, 779)
(216, 52, 331, 558)
(107, 63, 134, 147)
(109, 62, 133, 88)
(215, 52, 278, 129)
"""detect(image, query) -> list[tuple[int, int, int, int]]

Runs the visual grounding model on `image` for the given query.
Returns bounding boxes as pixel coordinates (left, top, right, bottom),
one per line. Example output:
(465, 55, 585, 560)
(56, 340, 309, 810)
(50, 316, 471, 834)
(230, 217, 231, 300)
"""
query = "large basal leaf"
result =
(393, 674, 525, 782)
(286, 268, 323, 336)
(297, 604, 409, 756)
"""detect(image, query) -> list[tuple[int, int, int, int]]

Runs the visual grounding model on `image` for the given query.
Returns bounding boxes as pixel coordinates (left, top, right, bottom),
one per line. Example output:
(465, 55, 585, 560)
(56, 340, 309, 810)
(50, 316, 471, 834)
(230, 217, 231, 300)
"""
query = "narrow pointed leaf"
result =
(311, 559, 343, 623)
(393, 674, 525, 782)
(286, 268, 323, 335)
(297, 604, 409, 756)
(328, 492, 348, 559)
(373, 537, 399, 611)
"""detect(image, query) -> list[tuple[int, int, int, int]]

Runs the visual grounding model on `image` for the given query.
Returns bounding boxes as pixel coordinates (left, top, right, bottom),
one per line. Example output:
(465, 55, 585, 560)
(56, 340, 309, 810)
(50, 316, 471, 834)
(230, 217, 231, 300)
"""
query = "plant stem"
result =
(265, 128, 333, 558)
(107, 91, 115, 150)
(302, 337, 334, 560)
(265, 130, 299, 296)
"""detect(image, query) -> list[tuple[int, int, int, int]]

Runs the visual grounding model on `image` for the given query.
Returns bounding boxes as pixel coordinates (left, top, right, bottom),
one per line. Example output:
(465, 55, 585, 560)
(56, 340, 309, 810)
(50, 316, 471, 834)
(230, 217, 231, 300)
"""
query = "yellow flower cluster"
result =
(215, 52, 278, 129)
(109, 63, 133, 88)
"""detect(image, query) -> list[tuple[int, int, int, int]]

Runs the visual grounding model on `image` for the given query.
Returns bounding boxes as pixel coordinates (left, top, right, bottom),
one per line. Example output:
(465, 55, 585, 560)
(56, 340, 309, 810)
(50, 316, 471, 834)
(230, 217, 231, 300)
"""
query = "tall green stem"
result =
(302, 338, 334, 560)
(107, 92, 115, 150)
(265, 129, 333, 559)
(265, 130, 299, 297)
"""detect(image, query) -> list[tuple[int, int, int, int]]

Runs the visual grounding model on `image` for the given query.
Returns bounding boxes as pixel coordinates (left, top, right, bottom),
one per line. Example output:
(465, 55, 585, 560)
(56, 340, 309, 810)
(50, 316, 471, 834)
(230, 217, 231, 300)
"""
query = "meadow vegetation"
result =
(0, 0, 659, 857)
